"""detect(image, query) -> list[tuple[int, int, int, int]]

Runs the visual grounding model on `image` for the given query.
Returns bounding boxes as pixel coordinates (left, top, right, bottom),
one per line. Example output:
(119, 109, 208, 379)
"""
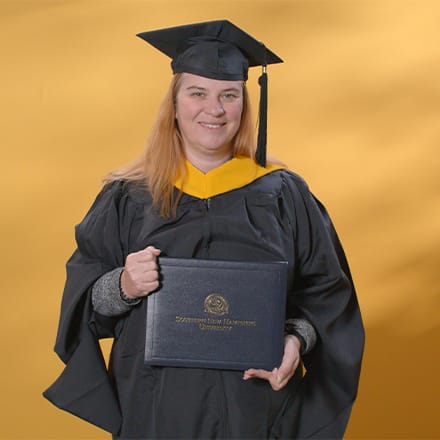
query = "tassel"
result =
(256, 65, 268, 167)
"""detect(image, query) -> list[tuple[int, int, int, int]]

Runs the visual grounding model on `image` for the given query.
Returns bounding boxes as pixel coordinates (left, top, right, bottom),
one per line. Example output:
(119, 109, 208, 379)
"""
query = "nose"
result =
(204, 97, 225, 116)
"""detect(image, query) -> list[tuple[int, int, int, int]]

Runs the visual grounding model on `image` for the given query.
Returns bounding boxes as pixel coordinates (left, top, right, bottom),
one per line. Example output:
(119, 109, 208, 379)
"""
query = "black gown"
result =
(44, 158, 364, 439)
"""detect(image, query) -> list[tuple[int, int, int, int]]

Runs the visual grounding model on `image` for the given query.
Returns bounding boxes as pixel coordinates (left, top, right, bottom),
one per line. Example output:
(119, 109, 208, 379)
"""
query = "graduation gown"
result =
(44, 157, 364, 439)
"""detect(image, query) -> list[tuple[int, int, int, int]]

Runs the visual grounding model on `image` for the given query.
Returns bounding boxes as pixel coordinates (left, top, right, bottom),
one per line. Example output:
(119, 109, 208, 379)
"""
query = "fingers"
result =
(125, 246, 161, 269)
(129, 246, 161, 264)
(146, 245, 161, 257)
(121, 246, 162, 298)
(120, 269, 159, 300)
(243, 368, 274, 381)
(242, 336, 301, 391)
(243, 368, 287, 391)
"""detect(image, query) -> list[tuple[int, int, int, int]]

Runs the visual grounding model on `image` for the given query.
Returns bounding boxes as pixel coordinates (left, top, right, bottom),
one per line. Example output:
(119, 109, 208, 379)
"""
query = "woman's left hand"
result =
(242, 334, 301, 391)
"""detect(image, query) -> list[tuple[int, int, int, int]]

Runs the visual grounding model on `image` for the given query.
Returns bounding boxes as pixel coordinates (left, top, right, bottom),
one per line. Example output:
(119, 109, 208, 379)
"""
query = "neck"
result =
(185, 151, 233, 174)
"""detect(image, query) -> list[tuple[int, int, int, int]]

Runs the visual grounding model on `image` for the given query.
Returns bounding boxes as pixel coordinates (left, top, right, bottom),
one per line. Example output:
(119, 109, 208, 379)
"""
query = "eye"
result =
(190, 91, 205, 98)
(222, 92, 239, 101)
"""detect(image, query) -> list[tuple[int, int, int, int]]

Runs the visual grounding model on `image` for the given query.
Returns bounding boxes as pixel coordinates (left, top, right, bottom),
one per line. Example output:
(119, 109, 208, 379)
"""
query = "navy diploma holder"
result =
(144, 257, 288, 371)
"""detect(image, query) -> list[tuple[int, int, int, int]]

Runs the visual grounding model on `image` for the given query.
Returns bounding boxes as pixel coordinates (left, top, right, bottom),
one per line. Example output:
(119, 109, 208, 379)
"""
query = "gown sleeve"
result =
(43, 180, 137, 435)
(275, 173, 365, 439)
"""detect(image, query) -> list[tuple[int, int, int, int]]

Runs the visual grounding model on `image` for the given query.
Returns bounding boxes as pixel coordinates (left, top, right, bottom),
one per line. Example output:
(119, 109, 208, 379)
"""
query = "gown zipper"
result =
(201, 198, 212, 257)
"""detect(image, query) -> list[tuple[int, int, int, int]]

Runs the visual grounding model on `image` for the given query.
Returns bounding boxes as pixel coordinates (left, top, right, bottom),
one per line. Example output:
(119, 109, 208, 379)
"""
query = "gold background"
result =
(1, 0, 439, 438)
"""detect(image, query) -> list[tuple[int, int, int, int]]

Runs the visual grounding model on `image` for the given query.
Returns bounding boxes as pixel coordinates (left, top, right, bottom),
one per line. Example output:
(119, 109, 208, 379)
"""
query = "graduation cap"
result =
(137, 20, 283, 167)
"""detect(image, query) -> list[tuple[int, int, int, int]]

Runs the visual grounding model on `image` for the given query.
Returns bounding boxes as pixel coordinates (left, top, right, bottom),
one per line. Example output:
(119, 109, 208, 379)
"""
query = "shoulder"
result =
(250, 168, 312, 198)
(76, 180, 151, 235)
(277, 168, 309, 188)
(256, 169, 329, 222)
(94, 179, 152, 207)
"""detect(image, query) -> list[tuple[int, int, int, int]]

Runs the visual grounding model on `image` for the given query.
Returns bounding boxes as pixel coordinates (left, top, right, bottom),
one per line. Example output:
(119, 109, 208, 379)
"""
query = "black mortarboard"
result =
(137, 20, 283, 167)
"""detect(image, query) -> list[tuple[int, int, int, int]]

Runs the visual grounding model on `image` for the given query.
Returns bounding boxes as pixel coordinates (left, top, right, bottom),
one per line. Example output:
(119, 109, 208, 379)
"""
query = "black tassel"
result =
(256, 66, 268, 167)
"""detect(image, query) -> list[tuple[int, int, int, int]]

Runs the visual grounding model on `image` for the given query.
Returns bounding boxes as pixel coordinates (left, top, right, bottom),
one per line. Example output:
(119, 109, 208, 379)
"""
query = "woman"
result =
(44, 20, 364, 439)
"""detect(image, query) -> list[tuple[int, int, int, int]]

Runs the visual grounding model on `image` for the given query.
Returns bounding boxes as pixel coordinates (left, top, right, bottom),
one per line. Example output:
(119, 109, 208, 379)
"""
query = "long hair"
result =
(105, 73, 257, 217)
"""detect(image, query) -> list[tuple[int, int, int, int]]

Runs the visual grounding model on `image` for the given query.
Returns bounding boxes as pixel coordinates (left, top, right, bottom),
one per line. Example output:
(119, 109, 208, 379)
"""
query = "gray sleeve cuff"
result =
(285, 318, 317, 355)
(91, 267, 141, 317)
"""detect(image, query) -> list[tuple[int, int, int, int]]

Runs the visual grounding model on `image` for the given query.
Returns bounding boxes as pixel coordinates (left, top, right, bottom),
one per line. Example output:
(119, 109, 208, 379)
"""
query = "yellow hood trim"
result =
(174, 157, 285, 199)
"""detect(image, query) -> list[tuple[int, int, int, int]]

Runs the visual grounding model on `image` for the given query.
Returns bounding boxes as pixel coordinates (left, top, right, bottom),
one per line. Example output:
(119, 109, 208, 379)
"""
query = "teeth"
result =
(201, 123, 223, 128)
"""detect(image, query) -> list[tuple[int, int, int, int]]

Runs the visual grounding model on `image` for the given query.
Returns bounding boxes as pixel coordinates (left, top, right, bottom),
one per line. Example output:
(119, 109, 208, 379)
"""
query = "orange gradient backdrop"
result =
(1, 1, 439, 438)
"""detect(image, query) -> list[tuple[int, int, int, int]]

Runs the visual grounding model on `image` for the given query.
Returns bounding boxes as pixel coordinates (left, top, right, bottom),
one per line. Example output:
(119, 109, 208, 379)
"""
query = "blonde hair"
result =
(105, 73, 257, 217)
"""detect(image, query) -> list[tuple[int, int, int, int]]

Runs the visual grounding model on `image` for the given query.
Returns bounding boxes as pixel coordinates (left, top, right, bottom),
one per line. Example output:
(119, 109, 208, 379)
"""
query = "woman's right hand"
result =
(120, 246, 161, 299)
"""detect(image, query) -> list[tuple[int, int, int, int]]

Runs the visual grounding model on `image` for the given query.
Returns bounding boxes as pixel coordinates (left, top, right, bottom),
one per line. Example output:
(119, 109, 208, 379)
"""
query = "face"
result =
(175, 73, 244, 163)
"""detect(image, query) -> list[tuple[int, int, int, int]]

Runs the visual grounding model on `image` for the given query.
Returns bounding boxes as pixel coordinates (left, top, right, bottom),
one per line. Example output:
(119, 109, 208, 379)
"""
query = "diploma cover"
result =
(144, 257, 288, 370)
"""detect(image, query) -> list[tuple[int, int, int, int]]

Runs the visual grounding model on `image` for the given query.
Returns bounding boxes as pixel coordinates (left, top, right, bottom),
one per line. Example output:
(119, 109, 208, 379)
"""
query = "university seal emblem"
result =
(204, 294, 229, 316)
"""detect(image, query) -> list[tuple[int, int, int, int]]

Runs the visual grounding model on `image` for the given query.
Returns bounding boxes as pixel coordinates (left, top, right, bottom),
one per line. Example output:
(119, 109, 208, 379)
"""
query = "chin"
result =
(203, 144, 232, 155)
(203, 136, 234, 150)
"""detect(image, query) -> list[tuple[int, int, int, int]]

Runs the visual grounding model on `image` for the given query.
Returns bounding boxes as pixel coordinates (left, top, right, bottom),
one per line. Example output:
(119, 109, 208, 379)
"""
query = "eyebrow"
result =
(185, 85, 242, 93)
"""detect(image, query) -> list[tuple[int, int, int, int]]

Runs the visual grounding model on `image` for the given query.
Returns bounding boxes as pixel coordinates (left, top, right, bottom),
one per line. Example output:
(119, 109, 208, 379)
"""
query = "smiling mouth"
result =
(199, 122, 226, 129)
